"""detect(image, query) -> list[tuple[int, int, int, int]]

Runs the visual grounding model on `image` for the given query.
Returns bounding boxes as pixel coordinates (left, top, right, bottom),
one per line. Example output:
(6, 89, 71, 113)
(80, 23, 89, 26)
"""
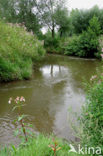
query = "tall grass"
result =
(0, 21, 45, 82)
(80, 73, 103, 154)
(0, 134, 83, 156)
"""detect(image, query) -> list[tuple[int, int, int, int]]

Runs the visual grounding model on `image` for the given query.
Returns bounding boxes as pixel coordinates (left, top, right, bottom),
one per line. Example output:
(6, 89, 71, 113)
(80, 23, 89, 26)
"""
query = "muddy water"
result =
(0, 54, 101, 146)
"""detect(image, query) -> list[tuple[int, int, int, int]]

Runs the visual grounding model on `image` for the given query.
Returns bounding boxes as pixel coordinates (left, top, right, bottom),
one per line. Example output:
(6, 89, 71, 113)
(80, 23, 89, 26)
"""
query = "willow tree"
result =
(54, 7, 70, 37)
(17, 0, 41, 34)
(0, 0, 17, 22)
(34, 0, 67, 38)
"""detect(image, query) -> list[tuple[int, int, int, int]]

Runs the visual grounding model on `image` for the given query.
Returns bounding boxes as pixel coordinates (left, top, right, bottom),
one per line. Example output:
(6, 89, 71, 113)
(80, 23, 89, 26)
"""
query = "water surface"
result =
(0, 54, 101, 146)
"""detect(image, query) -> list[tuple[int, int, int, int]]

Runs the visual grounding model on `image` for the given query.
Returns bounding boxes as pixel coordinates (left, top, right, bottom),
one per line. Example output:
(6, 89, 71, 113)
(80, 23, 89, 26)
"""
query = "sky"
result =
(68, 0, 103, 10)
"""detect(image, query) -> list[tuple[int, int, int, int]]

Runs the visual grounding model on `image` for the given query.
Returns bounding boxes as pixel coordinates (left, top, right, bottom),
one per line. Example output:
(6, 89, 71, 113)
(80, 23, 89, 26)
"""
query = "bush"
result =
(0, 21, 45, 82)
(64, 35, 80, 56)
(44, 32, 61, 53)
(65, 16, 101, 58)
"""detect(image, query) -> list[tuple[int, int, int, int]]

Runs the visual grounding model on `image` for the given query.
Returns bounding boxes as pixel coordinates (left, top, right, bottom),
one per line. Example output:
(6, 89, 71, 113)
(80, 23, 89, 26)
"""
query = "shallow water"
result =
(0, 54, 101, 146)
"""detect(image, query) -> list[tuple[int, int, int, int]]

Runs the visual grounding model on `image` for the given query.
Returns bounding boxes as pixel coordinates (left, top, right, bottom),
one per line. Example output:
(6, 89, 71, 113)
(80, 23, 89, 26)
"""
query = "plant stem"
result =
(20, 119, 28, 142)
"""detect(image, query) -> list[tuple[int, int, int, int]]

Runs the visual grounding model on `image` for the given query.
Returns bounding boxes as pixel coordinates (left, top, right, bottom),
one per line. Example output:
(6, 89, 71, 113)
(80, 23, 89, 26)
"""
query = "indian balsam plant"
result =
(8, 97, 63, 156)
(8, 96, 32, 143)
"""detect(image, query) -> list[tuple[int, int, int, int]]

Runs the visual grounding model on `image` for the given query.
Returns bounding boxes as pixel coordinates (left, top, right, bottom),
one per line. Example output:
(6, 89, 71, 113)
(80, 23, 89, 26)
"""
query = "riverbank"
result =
(45, 34, 102, 58)
(44, 16, 102, 59)
(0, 21, 45, 82)
(0, 134, 82, 156)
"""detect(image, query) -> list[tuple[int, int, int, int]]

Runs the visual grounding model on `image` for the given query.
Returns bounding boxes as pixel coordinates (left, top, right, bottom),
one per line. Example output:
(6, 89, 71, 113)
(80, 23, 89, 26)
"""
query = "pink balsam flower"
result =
(8, 97, 12, 104)
(101, 54, 103, 59)
(90, 75, 97, 81)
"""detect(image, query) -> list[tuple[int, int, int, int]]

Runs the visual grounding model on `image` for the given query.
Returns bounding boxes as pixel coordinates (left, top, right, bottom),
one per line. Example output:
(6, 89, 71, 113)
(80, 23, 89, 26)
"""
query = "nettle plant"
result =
(8, 96, 32, 142)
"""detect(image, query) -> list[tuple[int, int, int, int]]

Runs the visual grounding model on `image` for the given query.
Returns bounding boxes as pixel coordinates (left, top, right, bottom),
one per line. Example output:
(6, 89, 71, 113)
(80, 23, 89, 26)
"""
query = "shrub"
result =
(0, 21, 45, 82)
(44, 33, 61, 53)
(64, 36, 80, 56)
(65, 16, 101, 58)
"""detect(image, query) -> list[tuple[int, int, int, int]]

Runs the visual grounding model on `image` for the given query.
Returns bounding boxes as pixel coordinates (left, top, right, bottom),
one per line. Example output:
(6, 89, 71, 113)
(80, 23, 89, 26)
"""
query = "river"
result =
(0, 54, 101, 146)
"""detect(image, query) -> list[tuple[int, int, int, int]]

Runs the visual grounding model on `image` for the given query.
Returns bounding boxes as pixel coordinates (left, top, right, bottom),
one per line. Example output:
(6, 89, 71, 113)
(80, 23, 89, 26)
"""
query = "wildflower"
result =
(102, 48, 103, 52)
(30, 31, 33, 35)
(15, 96, 20, 104)
(20, 96, 25, 102)
(90, 75, 97, 81)
(98, 80, 101, 84)
(101, 54, 103, 59)
(8, 97, 12, 104)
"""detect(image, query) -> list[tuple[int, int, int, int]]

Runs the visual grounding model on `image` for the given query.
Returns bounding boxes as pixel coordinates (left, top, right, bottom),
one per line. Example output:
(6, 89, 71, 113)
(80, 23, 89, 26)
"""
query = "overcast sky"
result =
(68, 0, 103, 10)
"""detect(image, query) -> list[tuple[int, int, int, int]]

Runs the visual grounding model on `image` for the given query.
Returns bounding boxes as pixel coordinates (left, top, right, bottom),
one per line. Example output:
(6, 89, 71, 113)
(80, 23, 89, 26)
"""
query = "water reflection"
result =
(0, 55, 101, 146)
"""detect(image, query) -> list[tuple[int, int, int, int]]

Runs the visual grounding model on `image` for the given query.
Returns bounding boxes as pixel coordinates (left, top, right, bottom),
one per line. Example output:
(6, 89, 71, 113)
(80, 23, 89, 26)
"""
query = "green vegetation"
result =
(43, 6, 103, 58)
(79, 71, 103, 154)
(0, 134, 82, 156)
(0, 21, 45, 82)
(64, 16, 101, 58)
(1, 0, 103, 155)
(1, 0, 103, 58)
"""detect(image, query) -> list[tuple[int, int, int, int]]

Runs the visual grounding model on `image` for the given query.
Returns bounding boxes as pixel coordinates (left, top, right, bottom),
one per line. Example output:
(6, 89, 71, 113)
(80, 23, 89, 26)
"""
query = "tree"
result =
(17, 0, 41, 34)
(0, 0, 17, 22)
(70, 5, 103, 34)
(0, 0, 41, 35)
(88, 16, 101, 37)
(34, 0, 67, 38)
(54, 7, 71, 37)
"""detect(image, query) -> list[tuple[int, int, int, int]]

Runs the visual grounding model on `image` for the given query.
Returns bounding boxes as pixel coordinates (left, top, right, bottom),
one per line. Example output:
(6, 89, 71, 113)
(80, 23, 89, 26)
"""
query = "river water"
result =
(0, 54, 101, 146)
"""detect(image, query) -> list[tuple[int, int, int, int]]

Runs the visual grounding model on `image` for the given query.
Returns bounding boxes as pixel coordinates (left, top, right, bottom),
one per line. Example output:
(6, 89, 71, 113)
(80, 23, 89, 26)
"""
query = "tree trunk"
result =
(60, 30, 63, 38)
(52, 23, 55, 38)
(52, 29, 55, 38)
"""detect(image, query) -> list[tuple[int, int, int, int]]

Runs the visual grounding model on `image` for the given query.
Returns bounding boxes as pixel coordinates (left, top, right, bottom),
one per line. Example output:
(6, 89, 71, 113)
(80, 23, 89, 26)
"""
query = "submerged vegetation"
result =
(0, 21, 45, 82)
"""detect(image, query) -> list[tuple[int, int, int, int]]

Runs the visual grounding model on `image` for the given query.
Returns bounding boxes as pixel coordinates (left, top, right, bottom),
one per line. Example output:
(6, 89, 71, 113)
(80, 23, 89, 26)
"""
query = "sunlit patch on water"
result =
(40, 65, 68, 77)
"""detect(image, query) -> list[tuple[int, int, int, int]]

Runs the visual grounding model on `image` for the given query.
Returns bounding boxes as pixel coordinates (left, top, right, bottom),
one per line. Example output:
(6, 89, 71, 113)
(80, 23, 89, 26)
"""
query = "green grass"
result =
(0, 21, 45, 82)
(0, 134, 84, 156)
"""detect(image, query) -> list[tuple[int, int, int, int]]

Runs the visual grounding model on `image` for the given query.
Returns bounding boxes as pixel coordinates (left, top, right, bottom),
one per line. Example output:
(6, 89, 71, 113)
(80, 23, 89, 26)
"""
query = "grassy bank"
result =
(78, 70, 103, 155)
(0, 21, 45, 82)
(0, 134, 82, 156)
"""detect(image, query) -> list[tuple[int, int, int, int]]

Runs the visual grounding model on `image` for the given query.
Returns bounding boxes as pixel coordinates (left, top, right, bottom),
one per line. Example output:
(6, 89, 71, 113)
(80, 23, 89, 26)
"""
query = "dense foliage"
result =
(45, 16, 102, 58)
(80, 73, 103, 154)
(0, 0, 41, 36)
(0, 21, 45, 82)
(65, 16, 101, 58)
(70, 6, 103, 34)
(1, 0, 103, 58)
